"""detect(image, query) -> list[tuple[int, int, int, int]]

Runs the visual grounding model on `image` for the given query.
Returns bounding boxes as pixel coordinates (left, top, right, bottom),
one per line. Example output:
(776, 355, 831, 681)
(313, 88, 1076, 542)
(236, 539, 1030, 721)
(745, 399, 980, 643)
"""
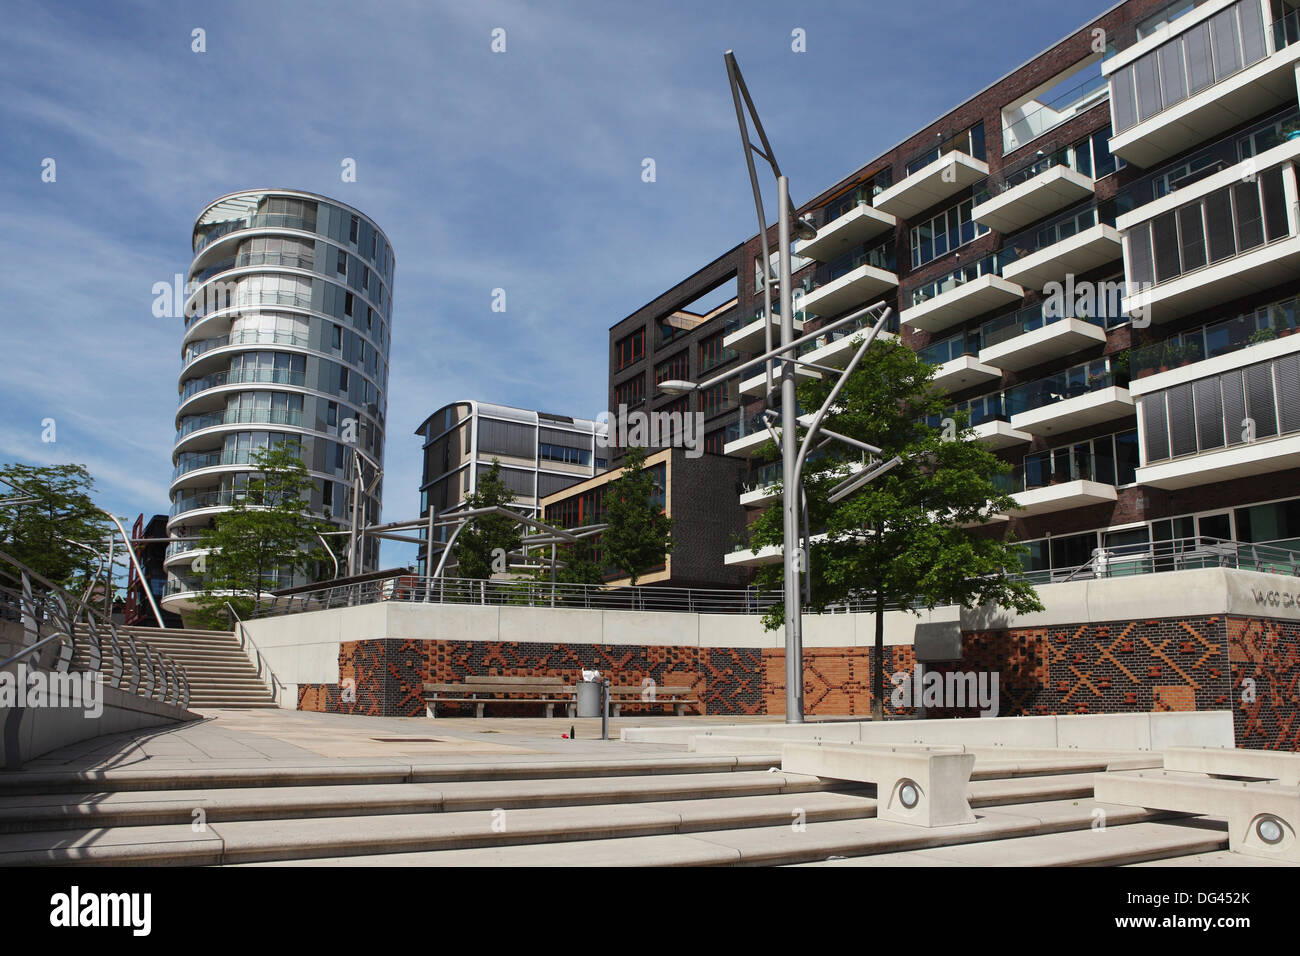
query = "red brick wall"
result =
(297, 610, 1300, 750)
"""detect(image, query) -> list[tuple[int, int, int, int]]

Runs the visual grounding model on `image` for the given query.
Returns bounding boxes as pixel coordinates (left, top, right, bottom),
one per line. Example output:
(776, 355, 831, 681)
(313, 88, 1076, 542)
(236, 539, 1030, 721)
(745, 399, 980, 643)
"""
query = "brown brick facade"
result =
(298, 611, 1300, 750)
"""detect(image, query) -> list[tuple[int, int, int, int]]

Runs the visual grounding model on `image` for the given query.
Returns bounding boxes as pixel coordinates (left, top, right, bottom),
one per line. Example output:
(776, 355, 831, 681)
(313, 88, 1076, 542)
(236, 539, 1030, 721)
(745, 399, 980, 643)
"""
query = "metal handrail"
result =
(0, 550, 189, 708)
(226, 601, 284, 704)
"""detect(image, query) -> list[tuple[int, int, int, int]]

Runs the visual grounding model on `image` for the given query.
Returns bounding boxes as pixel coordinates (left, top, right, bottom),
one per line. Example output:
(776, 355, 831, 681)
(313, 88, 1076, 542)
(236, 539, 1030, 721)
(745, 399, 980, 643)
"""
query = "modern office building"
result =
(414, 401, 605, 575)
(669, 0, 1300, 577)
(165, 190, 395, 615)
(540, 446, 750, 589)
(608, 247, 750, 459)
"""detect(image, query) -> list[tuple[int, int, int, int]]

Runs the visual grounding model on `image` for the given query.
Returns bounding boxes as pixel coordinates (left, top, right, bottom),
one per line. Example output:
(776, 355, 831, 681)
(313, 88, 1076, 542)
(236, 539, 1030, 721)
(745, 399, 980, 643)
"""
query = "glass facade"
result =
(168, 191, 395, 600)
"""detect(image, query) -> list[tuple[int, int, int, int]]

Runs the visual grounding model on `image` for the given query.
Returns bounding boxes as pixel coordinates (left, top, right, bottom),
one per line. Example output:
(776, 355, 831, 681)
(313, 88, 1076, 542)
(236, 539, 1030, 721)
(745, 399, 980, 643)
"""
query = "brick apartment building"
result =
(621, 0, 1300, 580)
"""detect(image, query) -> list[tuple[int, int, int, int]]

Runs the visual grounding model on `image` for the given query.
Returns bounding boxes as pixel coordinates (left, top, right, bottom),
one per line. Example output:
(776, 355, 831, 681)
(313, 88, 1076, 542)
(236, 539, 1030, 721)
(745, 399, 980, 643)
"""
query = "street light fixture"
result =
(723, 50, 896, 723)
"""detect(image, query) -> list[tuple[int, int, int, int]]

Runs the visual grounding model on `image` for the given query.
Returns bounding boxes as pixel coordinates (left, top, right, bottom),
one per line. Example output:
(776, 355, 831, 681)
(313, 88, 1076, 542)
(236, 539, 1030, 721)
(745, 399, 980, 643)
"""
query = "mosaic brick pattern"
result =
(301, 640, 768, 718)
(1228, 616, 1300, 751)
(295, 614, 1299, 750)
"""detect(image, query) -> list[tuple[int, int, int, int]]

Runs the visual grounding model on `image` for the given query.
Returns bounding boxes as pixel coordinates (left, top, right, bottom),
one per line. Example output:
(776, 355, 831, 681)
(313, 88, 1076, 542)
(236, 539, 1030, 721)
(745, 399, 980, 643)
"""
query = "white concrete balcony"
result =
(1138, 432, 1300, 489)
(970, 420, 1034, 449)
(1011, 479, 1118, 516)
(972, 166, 1096, 234)
(873, 151, 989, 219)
(1122, 233, 1300, 325)
(725, 533, 832, 568)
(723, 412, 815, 458)
(724, 313, 804, 352)
(739, 363, 818, 398)
(1001, 223, 1122, 291)
(799, 326, 898, 371)
(901, 275, 1025, 335)
(1132, 332, 1300, 489)
(798, 204, 897, 262)
(979, 316, 1109, 373)
(931, 354, 1001, 392)
(1105, 20, 1300, 168)
(799, 263, 899, 319)
(1009, 384, 1135, 436)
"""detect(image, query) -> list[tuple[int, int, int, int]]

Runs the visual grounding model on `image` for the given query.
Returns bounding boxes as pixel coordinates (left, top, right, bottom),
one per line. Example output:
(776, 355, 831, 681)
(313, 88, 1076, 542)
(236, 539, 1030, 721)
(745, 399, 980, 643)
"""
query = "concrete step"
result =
(241, 798, 1178, 868)
(0, 755, 782, 795)
(0, 790, 881, 865)
(794, 818, 1230, 867)
(0, 770, 858, 832)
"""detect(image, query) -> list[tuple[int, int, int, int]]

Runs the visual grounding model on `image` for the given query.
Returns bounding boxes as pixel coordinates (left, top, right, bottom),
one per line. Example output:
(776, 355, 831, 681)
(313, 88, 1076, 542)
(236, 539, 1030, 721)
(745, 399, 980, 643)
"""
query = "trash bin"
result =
(576, 681, 602, 718)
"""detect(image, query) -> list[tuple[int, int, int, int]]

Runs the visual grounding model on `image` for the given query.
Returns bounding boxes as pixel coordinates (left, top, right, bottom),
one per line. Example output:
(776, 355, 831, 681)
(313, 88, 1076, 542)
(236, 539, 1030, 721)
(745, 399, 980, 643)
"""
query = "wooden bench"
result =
(608, 684, 698, 716)
(423, 675, 576, 718)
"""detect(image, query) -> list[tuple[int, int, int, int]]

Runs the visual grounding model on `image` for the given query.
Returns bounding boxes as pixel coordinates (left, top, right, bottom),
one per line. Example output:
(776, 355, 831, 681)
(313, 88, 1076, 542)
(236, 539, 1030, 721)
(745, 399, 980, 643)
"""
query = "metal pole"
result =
(778, 175, 803, 724)
(601, 677, 610, 740)
(101, 513, 166, 629)
(104, 534, 115, 618)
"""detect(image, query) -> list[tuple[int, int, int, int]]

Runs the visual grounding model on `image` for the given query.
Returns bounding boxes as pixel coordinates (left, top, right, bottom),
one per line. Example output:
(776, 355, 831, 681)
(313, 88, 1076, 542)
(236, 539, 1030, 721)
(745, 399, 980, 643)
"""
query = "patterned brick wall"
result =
(296, 612, 1299, 750)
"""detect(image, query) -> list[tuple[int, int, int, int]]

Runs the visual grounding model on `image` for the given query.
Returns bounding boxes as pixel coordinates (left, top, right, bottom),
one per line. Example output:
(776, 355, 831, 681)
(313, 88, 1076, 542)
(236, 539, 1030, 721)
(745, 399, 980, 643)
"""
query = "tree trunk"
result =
(872, 584, 885, 721)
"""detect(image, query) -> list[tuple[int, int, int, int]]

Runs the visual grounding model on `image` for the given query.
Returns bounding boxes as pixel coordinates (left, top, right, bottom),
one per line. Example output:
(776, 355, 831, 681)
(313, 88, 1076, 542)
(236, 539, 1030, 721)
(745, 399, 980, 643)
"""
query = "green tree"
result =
(0, 462, 111, 592)
(534, 527, 606, 587)
(191, 442, 331, 628)
(746, 336, 1043, 718)
(601, 446, 673, 586)
(452, 459, 522, 579)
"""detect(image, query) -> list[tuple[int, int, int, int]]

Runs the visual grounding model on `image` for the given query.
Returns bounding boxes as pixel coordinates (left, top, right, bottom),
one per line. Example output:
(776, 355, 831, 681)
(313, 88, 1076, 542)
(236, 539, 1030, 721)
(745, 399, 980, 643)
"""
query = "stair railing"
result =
(225, 601, 285, 706)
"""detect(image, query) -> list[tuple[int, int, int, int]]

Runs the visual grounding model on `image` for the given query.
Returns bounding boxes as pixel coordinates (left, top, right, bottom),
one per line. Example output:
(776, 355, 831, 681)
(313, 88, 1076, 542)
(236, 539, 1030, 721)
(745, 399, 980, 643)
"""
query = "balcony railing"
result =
(925, 391, 1009, 430)
(980, 299, 1107, 350)
(179, 372, 228, 401)
(170, 488, 243, 518)
(1005, 358, 1126, 415)
(1018, 536, 1300, 585)
(193, 213, 318, 255)
(902, 124, 986, 177)
(910, 254, 1001, 308)
(796, 310, 898, 357)
(1129, 294, 1300, 378)
(917, 329, 982, 365)
(813, 180, 891, 227)
(1114, 107, 1299, 215)
(1002, 69, 1109, 154)
(810, 241, 897, 290)
(997, 200, 1116, 271)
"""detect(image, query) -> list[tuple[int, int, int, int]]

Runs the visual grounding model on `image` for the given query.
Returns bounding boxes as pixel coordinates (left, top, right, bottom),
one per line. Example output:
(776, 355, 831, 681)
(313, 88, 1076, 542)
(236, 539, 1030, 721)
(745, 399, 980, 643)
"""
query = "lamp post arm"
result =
(793, 307, 894, 490)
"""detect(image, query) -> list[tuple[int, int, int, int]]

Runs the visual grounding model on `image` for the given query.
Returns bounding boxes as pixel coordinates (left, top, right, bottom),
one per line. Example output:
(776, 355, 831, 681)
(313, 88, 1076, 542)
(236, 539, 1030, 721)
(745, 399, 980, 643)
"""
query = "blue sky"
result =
(0, 0, 1111, 568)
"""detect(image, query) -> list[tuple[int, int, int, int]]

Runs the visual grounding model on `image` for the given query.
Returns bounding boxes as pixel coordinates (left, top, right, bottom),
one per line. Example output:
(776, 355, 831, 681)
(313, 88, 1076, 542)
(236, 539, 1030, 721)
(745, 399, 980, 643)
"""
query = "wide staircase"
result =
(0, 750, 1254, 866)
(70, 624, 278, 710)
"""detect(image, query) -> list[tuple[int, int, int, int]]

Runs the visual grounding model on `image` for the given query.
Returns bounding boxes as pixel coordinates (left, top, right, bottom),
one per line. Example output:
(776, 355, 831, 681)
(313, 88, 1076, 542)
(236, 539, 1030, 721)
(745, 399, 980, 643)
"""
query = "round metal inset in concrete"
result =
(1257, 816, 1284, 845)
(899, 780, 919, 809)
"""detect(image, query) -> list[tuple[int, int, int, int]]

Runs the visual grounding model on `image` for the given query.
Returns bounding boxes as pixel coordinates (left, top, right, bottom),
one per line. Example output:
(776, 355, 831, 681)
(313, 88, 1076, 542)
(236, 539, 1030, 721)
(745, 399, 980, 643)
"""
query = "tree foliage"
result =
(0, 462, 111, 594)
(600, 446, 673, 586)
(452, 459, 522, 580)
(745, 337, 1043, 715)
(191, 443, 331, 628)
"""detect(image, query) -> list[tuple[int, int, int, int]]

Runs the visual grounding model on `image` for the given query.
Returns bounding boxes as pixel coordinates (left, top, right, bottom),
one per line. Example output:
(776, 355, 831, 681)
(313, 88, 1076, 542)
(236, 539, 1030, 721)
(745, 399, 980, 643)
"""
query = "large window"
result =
(614, 374, 645, 408)
(1110, 0, 1269, 133)
(910, 198, 988, 269)
(699, 331, 737, 373)
(700, 377, 738, 417)
(614, 329, 645, 371)
(1126, 167, 1289, 288)
(654, 351, 689, 386)
(1142, 350, 1300, 463)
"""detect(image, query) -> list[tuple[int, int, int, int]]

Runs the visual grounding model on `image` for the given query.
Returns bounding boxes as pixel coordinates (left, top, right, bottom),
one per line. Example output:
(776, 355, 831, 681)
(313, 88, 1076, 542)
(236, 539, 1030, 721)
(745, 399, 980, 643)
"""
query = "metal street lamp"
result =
(722, 50, 896, 723)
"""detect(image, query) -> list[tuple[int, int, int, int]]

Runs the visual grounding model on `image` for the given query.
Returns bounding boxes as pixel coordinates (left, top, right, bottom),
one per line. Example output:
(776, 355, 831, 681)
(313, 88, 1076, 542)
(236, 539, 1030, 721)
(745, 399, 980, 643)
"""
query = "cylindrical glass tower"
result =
(163, 190, 394, 617)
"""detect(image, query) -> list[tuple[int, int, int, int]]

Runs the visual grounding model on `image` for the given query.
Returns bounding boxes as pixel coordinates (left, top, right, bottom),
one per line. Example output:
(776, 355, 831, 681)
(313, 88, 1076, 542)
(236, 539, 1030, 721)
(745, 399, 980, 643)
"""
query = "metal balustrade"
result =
(0, 551, 189, 712)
